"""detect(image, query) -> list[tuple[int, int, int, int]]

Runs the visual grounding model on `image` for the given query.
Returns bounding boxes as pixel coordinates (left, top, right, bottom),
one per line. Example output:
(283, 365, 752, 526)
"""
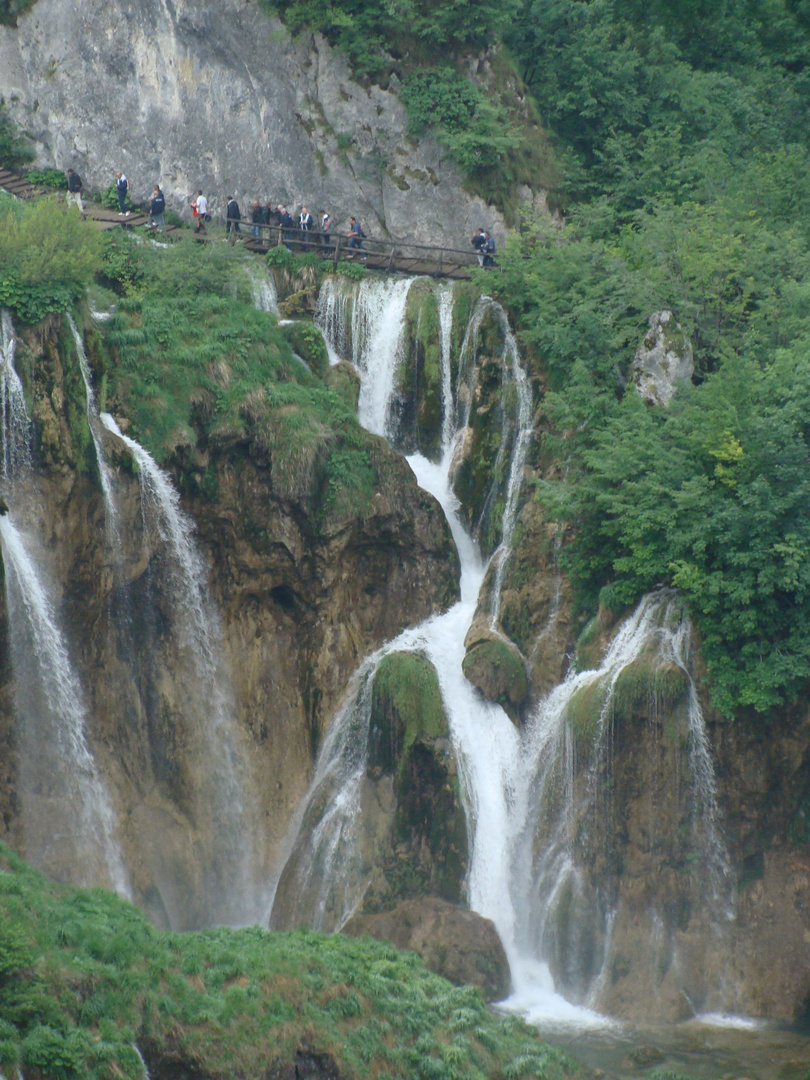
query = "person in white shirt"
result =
(193, 190, 208, 233)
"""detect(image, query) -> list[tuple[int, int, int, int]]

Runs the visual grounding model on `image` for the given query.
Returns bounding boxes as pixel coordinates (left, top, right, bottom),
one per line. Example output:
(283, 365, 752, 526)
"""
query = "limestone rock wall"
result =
(0, 313, 459, 929)
(0, 0, 506, 245)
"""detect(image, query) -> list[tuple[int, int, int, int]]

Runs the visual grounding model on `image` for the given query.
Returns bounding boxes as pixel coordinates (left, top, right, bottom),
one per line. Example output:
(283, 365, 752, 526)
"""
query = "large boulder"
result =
(462, 619, 528, 722)
(342, 896, 511, 1002)
(632, 310, 694, 406)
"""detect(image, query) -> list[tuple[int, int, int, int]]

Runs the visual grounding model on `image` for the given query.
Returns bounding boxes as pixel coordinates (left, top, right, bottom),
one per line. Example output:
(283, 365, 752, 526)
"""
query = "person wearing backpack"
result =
(148, 186, 165, 230)
(66, 168, 84, 212)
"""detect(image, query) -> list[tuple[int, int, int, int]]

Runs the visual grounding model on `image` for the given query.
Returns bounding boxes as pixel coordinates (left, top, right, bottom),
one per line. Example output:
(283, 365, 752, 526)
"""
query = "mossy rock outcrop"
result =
(324, 359, 360, 412)
(342, 896, 511, 1002)
(363, 651, 468, 908)
(282, 320, 329, 378)
(462, 623, 528, 723)
(386, 279, 444, 460)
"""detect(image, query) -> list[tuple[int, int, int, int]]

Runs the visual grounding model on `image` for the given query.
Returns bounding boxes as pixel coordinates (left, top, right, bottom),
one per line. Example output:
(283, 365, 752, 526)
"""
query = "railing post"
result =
(334, 235, 342, 265)
(387, 243, 395, 272)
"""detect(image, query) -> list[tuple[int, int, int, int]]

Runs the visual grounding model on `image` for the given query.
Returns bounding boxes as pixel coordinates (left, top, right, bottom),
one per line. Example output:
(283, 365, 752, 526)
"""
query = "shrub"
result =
(0, 99, 34, 169)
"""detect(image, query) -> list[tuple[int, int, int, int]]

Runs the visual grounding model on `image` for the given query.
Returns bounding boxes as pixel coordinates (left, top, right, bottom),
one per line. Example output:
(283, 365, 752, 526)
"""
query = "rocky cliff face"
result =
(0, 0, 508, 245)
(0, 311, 459, 930)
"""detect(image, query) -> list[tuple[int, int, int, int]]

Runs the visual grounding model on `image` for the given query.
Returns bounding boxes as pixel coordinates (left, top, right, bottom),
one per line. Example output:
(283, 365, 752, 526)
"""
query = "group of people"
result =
(471, 227, 497, 267)
(199, 194, 366, 254)
(62, 168, 495, 266)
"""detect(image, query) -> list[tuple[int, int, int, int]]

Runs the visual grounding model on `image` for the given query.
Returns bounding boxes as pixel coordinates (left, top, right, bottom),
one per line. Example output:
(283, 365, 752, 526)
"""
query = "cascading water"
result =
(0, 308, 31, 481)
(0, 515, 130, 894)
(274, 274, 732, 1024)
(66, 315, 119, 539)
(0, 308, 129, 895)
(100, 413, 262, 926)
(246, 262, 280, 316)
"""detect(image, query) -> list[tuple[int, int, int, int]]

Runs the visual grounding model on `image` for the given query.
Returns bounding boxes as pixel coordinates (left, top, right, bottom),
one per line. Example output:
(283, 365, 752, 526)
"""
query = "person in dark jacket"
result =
(251, 200, 265, 239)
(279, 206, 294, 249)
(115, 171, 129, 215)
(226, 196, 242, 240)
(66, 168, 84, 212)
(347, 216, 365, 256)
(472, 227, 486, 266)
(483, 231, 496, 268)
(148, 185, 165, 230)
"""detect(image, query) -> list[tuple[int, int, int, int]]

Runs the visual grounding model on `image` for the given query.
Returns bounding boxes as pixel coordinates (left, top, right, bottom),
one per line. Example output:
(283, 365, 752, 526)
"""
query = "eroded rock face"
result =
(462, 618, 528, 723)
(0, 0, 510, 246)
(342, 896, 511, 1002)
(632, 310, 694, 406)
(0, 314, 459, 928)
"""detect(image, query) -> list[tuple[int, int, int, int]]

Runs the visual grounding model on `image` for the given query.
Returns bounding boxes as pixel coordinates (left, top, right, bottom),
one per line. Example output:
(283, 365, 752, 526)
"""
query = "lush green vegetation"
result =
(483, 0, 810, 715)
(0, 100, 34, 169)
(0, 843, 580, 1080)
(0, 194, 103, 323)
(24, 166, 67, 188)
(99, 236, 387, 521)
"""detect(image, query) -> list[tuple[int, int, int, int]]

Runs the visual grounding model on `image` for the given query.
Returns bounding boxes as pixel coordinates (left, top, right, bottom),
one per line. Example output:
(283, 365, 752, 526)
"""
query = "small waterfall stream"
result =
(0, 308, 129, 894)
(100, 413, 262, 926)
(273, 275, 732, 1023)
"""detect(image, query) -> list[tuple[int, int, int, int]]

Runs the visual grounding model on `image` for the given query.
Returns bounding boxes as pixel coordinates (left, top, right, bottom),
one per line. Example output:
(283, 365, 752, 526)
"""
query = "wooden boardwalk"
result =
(0, 167, 175, 233)
(241, 223, 481, 279)
(1, 167, 486, 277)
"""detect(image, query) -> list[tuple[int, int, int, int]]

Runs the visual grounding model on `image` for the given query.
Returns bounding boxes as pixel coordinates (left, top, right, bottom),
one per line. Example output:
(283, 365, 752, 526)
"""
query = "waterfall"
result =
(274, 274, 731, 1023)
(66, 315, 118, 538)
(0, 515, 129, 895)
(100, 413, 262, 926)
(315, 276, 353, 366)
(246, 263, 280, 316)
(0, 308, 31, 482)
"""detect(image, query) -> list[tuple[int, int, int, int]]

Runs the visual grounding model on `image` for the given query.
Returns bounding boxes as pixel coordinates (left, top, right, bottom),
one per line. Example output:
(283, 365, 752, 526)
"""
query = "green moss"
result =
(372, 651, 446, 758)
(462, 638, 528, 712)
(282, 321, 329, 379)
(574, 616, 602, 672)
(565, 680, 608, 748)
(612, 658, 690, 722)
(0, 842, 585, 1080)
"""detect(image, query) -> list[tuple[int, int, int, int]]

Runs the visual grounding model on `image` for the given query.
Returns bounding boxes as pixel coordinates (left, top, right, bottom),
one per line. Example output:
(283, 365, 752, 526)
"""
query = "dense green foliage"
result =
(0, 844, 579, 1080)
(0, 195, 103, 323)
(486, 0, 810, 714)
(100, 237, 387, 520)
(0, 100, 34, 168)
(24, 166, 67, 188)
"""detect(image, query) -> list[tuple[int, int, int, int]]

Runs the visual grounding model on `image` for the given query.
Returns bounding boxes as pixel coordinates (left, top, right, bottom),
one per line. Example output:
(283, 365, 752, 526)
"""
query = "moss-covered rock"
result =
(282, 319, 329, 378)
(462, 628, 528, 722)
(612, 657, 690, 725)
(324, 359, 361, 412)
(342, 896, 511, 1002)
(363, 651, 468, 908)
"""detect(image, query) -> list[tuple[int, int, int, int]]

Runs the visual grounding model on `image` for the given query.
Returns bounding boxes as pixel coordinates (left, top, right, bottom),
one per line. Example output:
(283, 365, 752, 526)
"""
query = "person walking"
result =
(347, 216, 365, 257)
(148, 185, 165, 230)
(193, 190, 207, 234)
(483, 231, 496, 268)
(320, 209, 332, 250)
(251, 200, 264, 240)
(226, 196, 242, 241)
(115, 171, 130, 216)
(298, 205, 313, 249)
(472, 227, 486, 266)
(66, 168, 84, 213)
(279, 206, 294, 250)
